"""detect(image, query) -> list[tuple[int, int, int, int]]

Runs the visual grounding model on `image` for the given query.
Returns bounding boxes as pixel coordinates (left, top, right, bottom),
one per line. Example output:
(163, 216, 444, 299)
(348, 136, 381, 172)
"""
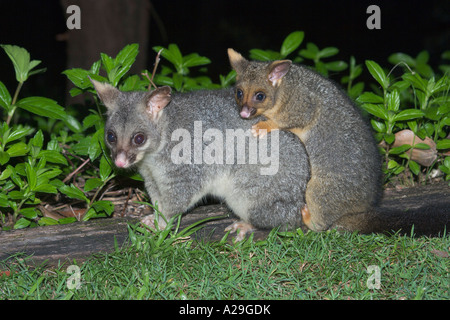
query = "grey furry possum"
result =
(91, 79, 310, 240)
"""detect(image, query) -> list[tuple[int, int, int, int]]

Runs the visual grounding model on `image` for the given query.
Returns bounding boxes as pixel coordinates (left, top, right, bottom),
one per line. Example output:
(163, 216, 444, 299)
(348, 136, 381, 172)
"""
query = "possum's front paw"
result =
(225, 221, 255, 242)
(140, 214, 167, 230)
(251, 120, 279, 138)
(251, 123, 270, 138)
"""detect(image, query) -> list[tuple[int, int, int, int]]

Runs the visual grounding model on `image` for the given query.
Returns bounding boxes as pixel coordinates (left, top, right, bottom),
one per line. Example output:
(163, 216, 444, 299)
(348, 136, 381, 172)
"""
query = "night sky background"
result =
(0, 0, 449, 104)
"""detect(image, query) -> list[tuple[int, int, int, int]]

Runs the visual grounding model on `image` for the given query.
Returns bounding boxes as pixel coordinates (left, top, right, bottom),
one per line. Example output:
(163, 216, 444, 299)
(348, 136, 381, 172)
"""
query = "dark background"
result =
(0, 0, 449, 104)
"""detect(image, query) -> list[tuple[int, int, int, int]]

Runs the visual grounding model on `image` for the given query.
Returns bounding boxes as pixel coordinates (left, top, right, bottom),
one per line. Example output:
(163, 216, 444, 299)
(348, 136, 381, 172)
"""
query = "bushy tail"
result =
(332, 207, 449, 236)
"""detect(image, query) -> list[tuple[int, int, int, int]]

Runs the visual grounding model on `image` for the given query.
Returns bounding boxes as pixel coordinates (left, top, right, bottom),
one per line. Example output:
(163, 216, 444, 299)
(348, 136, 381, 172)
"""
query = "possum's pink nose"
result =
(114, 152, 129, 168)
(240, 105, 256, 118)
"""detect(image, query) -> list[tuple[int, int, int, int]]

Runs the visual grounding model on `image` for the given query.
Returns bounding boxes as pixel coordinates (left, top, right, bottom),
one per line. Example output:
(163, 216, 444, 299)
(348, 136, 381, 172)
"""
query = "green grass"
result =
(1, 222, 449, 300)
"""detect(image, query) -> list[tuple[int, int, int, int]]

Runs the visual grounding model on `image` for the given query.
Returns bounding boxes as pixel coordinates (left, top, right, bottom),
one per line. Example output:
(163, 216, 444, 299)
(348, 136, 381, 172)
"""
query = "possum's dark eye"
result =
(236, 89, 243, 100)
(255, 92, 266, 101)
(107, 131, 116, 144)
(133, 133, 146, 146)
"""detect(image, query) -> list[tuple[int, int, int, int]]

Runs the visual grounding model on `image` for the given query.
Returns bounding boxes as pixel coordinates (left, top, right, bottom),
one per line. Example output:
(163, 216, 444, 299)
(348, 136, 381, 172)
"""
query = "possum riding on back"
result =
(228, 49, 382, 231)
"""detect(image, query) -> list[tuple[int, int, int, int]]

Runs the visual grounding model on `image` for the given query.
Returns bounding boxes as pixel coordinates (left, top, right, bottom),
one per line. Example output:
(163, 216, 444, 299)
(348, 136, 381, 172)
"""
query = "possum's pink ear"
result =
(146, 86, 172, 120)
(268, 60, 292, 87)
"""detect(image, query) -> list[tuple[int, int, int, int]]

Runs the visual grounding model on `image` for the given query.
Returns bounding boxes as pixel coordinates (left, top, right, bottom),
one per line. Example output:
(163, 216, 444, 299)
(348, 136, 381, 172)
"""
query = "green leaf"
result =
(444, 156, 450, 168)
(83, 113, 102, 130)
(413, 143, 431, 150)
(83, 200, 114, 221)
(389, 144, 412, 155)
(88, 129, 103, 161)
(20, 207, 38, 219)
(38, 217, 59, 226)
(17, 97, 66, 120)
(59, 184, 89, 203)
(408, 160, 421, 175)
(31, 130, 44, 148)
(8, 190, 25, 200)
(299, 43, 319, 60)
(348, 82, 364, 99)
(6, 142, 28, 157)
(153, 75, 173, 87)
(365, 60, 389, 89)
(68, 87, 83, 97)
(388, 53, 415, 67)
(84, 178, 103, 192)
(9, 167, 24, 188)
(386, 90, 400, 112)
(1, 44, 43, 83)
(280, 31, 304, 57)
(424, 106, 440, 121)
(58, 217, 78, 225)
(219, 70, 236, 88)
(71, 137, 91, 156)
(183, 53, 211, 68)
(436, 139, 450, 150)
(0, 193, 9, 207)
(101, 53, 115, 74)
(173, 73, 183, 92)
(38, 150, 68, 165)
(249, 49, 281, 61)
(6, 126, 33, 144)
(387, 160, 399, 169)
(62, 68, 91, 89)
(402, 73, 427, 92)
(115, 43, 139, 66)
(393, 109, 424, 122)
(407, 121, 418, 134)
(0, 151, 10, 165)
(393, 165, 405, 175)
(423, 123, 435, 137)
(0, 81, 12, 110)
(14, 217, 31, 229)
(120, 74, 146, 91)
(356, 92, 384, 104)
(0, 166, 12, 180)
(370, 119, 386, 133)
(384, 133, 395, 145)
(91, 200, 114, 215)
(318, 47, 339, 59)
(25, 163, 37, 191)
(34, 183, 58, 194)
(324, 61, 348, 72)
(154, 44, 184, 70)
(36, 168, 62, 181)
(99, 155, 112, 181)
(64, 114, 83, 133)
(167, 44, 183, 66)
(360, 103, 388, 120)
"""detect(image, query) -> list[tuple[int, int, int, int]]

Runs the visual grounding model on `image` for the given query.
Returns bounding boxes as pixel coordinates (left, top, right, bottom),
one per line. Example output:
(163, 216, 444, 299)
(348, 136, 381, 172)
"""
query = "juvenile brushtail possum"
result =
(228, 49, 382, 231)
(90, 79, 311, 240)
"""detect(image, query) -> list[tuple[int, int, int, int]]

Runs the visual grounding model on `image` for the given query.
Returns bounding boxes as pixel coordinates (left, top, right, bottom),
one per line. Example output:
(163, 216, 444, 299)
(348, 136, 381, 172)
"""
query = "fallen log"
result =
(0, 182, 449, 266)
(0, 218, 135, 266)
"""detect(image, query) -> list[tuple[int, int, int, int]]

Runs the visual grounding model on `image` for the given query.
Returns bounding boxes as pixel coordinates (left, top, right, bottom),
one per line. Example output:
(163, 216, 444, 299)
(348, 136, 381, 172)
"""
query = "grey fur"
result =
(100, 85, 310, 230)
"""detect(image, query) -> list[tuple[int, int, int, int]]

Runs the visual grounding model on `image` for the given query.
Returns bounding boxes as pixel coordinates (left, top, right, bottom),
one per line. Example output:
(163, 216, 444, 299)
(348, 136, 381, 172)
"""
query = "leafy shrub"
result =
(0, 31, 448, 230)
(358, 58, 450, 184)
